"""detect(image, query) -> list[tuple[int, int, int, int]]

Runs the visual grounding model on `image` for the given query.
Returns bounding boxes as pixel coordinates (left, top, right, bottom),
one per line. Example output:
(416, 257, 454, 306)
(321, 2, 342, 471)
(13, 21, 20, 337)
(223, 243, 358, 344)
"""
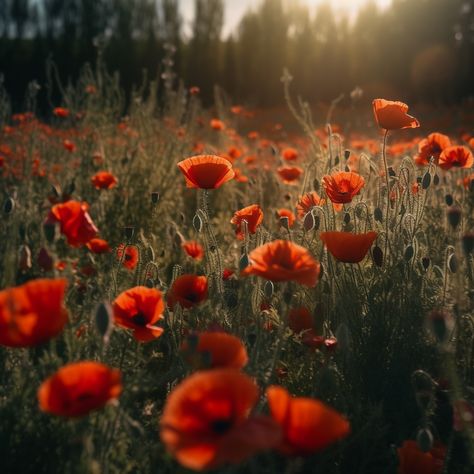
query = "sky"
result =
(179, 0, 393, 37)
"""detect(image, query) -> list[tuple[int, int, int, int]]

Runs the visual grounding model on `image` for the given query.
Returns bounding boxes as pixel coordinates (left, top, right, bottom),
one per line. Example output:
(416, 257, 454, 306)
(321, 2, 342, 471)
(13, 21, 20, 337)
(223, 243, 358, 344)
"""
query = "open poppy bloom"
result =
(277, 166, 303, 185)
(53, 107, 69, 118)
(167, 274, 208, 309)
(116, 244, 139, 270)
(372, 99, 420, 130)
(182, 241, 205, 261)
(86, 238, 111, 254)
(322, 171, 365, 204)
(241, 240, 320, 287)
(210, 119, 225, 131)
(438, 145, 474, 171)
(48, 201, 98, 247)
(296, 192, 324, 218)
(320, 231, 377, 263)
(397, 440, 446, 474)
(181, 331, 248, 369)
(231, 204, 264, 239)
(0, 278, 68, 347)
(38, 361, 122, 417)
(277, 208, 295, 228)
(177, 155, 235, 189)
(91, 171, 118, 190)
(282, 147, 298, 161)
(113, 286, 165, 342)
(266, 385, 350, 456)
(160, 369, 281, 471)
(415, 133, 451, 166)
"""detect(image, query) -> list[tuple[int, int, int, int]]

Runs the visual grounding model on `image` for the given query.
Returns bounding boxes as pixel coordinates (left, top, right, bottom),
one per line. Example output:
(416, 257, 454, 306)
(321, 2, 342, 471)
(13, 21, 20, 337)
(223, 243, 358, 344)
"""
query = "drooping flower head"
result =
(372, 99, 420, 130)
(320, 231, 377, 263)
(177, 155, 235, 189)
(231, 204, 264, 239)
(322, 171, 365, 204)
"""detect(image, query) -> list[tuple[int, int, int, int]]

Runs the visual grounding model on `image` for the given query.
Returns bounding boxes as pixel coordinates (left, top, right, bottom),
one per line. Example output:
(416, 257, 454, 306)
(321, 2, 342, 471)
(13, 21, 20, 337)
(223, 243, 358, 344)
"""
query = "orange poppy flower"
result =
(181, 331, 248, 369)
(38, 361, 122, 417)
(86, 238, 111, 254)
(397, 440, 446, 474)
(112, 286, 164, 342)
(160, 369, 281, 471)
(438, 145, 474, 171)
(322, 171, 365, 204)
(53, 107, 69, 118)
(167, 274, 208, 309)
(372, 99, 420, 130)
(288, 307, 314, 334)
(210, 119, 225, 131)
(91, 171, 118, 190)
(116, 243, 139, 270)
(277, 166, 303, 185)
(320, 231, 377, 263)
(277, 208, 295, 228)
(282, 147, 298, 161)
(241, 240, 320, 287)
(231, 204, 264, 239)
(296, 192, 324, 219)
(415, 133, 451, 166)
(177, 155, 235, 189)
(182, 241, 205, 261)
(63, 139, 76, 152)
(48, 200, 98, 247)
(266, 385, 350, 456)
(0, 278, 68, 348)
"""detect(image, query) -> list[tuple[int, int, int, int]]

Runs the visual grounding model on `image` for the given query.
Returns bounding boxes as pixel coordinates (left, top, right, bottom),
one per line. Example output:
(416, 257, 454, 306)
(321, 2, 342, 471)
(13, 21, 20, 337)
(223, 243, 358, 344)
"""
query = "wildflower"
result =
(222, 268, 234, 280)
(63, 139, 76, 152)
(182, 241, 205, 261)
(277, 208, 295, 228)
(160, 369, 281, 471)
(167, 274, 208, 309)
(288, 307, 315, 334)
(241, 240, 320, 287)
(296, 192, 324, 219)
(415, 133, 451, 166)
(47, 201, 98, 247)
(38, 361, 122, 417)
(320, 231, 377, 263)
(210, 119, 225, 131)
(282, 147, 298, 161)
(438, 145, 474, 171)
(277, 166, 303, 185)
(0, 278, 68, 348)
(231, 204, 264, 239)
(181, 331, 248, 369)
(372, 99, 420, 130)
(53, 107, 69, 118)
(177, 155, 235, 189)
(113, 286, 164, 342)
(86, 238, 111, 254)
(397, 440, 446, 474)
(91, 171, 118, 190)
(116, 244, 139, 270)
(322, 171, 365, 204)
(266, 385, 350, 456)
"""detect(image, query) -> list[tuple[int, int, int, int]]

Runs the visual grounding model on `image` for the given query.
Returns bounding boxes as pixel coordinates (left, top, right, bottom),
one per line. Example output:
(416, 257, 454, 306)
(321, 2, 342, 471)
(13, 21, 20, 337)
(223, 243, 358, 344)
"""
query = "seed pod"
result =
(421, 172, 431, 189)
(239, 253, 249, 272)
(95, 302, 113, 343)
(448, 253, 458, 273)
(372, 245, 383, 267)
(193, 213, 203, 232)
(416, 428, 434, 453)
(303, 211, 315, 232)
(3, 197, 15, 214)
(374, 207, 383, 222)
(462, 232, 474, 256)
(445, 194, 453, 206)
(447, 207, 461, 229)
(264, 281, 274, 299)
(421, 257, 430, 270)
(404, 245, 414, 261)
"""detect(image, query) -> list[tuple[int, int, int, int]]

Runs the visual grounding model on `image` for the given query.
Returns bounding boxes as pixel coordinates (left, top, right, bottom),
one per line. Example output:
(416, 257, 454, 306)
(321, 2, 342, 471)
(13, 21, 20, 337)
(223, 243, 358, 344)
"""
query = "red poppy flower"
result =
(53, 107, 69, 118)
(322, 171, 365, 204)
(167, 274, 208, 309)
(63, 139, 76, 152)
(182, 241, 205, 261)
(241, 240, 320, 287)
(231, 204, 264, 239)
(38, 361, 122, 417)
(282, 147, 298, 161)
(296, 192, 325, 219)
(415, 133, 451, 166)
(288, 307, 314, 334)
(222, 268, 234, 280)
(116, 244, 139, 270)
(397, 440, 446, 474)
(48, 201, 98, 247)
(91, 171, 118, 190)
(372, 99, 420, 130)
(177, 155, 235, 189)
(320, 231, 377, 263)
(277, 208, 295, 228)
(277, 166, 303, 185)
(86, 238, 111, 254)
(181, 331, 248, 369)
(160, 369, 281, 471)
(438, 146, 474, 171)
(210, 119, 225, 131)
(266, 385, 350, 456)
(0, 278, 68, 348)
(112, 286, 164, 342)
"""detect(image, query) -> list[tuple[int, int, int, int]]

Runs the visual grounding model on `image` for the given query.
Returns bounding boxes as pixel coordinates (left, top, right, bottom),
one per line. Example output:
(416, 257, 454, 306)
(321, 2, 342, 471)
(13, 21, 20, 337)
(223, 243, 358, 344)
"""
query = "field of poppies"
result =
(0, 66, 473, 474)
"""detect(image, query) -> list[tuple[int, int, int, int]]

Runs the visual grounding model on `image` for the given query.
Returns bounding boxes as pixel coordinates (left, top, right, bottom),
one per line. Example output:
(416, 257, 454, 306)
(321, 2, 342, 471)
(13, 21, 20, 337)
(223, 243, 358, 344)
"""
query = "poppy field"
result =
(0, 64, 474, 474)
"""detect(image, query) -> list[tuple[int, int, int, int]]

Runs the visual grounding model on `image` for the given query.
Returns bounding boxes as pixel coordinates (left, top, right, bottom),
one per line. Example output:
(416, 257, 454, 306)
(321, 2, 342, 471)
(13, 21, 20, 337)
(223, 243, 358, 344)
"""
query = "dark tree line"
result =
(0, 0, 472, 111)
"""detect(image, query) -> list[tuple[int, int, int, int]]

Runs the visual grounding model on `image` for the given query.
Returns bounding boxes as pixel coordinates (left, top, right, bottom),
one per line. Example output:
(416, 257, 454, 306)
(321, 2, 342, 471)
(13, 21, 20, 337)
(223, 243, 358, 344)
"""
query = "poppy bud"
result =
(43, 222, 57, 243)
(334, 155, 339, 165)
(239, 253, 249, 272)
(447, 207, 461, 229)
(151, 191, 160, 204)
(447, 253, 457, 273)
(280, 216, 290, 230)
(416, 428, 434, 453)
(421, 172, 431, 190)
(344, 149, 351, 161)
(303, 211, 316, 232)
(421, 257, 430, 270)
(193, 214, 203, 232)
(38, 247, 54, 271)
(426, 310, 454, 344)
(264, 280, 274, 299)
(3, 196, 15, 214)
(433, 174, 440, 185)
(372, 245, 383, 267)
(445, 194, 453, 206)
(124, 226, 135, 240)
(313, 178, 320, 192)
(18, 245, 32, 271)
(145, 278, 155, 288)
(404, 245, 414, 261)
(95, 302, 113, 343)
(374, 207, 383, 222)
(388, 167, 396, 178)
(462, 233, 474, 256)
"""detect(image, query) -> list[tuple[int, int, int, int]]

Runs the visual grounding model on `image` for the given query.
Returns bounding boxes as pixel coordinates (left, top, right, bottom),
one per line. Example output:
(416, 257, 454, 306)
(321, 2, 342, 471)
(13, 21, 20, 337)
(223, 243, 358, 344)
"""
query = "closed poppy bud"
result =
(426, 310, 454, 344)
(445, 194, 453, 206)
(416, 428, 434, 453)
(124, 226, 135, 240)
(18, 244, 32, 271)
(151, 191, 160, 204)
(447, 207, 461, 229)
(462, 232, 474, 256)
(421, 257, 430, 270)
(38, 247, 54, 271)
